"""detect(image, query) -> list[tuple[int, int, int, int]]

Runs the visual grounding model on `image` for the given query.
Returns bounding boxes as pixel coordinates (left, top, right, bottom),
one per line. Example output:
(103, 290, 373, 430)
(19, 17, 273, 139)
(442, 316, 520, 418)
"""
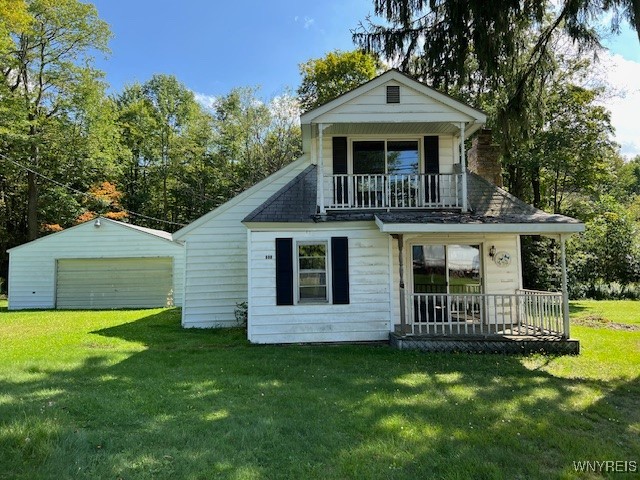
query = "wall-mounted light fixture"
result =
(488, 245, 496, 258)
(94, 218, 101, 228)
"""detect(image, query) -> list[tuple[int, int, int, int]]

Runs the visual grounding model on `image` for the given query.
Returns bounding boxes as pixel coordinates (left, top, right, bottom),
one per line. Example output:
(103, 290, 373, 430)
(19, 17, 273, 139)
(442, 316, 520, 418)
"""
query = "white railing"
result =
(328, 173, 462, 209)
(404, 291, 565, 337)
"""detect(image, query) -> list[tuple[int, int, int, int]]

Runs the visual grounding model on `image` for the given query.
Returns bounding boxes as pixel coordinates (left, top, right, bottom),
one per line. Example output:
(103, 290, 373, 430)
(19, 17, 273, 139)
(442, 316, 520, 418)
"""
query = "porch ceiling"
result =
(323, 122, 463, 136)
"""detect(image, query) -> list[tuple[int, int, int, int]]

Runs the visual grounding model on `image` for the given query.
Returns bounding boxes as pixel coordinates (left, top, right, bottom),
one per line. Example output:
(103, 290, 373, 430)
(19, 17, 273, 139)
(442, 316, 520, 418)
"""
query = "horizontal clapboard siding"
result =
(313, 82, 475, 124)
(180, 156, 312, 328)
(248, 224, 392, 344)
(56, 258, 173, 309)
(8, 220, 184, 310)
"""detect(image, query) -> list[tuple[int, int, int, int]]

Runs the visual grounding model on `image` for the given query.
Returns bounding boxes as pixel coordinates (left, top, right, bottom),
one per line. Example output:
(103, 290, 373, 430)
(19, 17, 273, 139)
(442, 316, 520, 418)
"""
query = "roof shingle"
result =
(242, 167, 581, 227)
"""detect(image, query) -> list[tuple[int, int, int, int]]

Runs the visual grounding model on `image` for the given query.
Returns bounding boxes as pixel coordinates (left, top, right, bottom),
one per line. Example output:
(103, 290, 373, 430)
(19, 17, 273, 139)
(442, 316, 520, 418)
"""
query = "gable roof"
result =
(243, 165, 317, 223)
(300, 69, 487, 131)
(8, 216, 178, 252)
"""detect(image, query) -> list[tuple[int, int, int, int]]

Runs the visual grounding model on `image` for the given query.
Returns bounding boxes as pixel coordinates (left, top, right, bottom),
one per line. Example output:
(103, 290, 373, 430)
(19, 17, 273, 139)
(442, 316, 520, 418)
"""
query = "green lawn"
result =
(0, 300, 638, 479)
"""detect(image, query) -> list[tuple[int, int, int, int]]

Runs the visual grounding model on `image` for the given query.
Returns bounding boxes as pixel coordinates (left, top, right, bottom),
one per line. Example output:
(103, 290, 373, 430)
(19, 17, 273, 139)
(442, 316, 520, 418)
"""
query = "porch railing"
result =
(328, 173, 462, 209)
(403, 290, 565, 337)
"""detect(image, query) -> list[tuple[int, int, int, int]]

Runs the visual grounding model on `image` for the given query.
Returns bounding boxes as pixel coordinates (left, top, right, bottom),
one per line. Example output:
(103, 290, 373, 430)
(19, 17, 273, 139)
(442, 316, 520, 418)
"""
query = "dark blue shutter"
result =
(275, 238, 293, 306)
(424, 136, 440, 202)
(331, 237, 349, 304)
(333, 137, 348, 204)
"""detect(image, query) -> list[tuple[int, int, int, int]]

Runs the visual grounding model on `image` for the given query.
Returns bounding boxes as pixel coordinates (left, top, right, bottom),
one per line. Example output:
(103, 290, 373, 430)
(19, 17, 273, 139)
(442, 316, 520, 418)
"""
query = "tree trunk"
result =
(27, 169, 38, 240)
(531, 162, 541, 209)
(27, 136, 39, 240)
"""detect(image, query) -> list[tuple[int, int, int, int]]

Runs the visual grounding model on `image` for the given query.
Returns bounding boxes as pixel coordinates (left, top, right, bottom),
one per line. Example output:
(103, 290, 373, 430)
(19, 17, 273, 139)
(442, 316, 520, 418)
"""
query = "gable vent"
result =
(386, 85, 400, 103)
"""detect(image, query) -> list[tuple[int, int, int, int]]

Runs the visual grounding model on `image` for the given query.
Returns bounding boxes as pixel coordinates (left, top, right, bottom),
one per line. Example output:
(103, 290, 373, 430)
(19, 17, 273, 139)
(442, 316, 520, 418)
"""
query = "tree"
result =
(1, 0, 111, 240)
(568, 197, 640, 291)
(526, 83, 618, 214)
(115, 75, 215, 228)
(297, 50, 380, 112)
(0, 0, 30, 54)
(212, 87, 302, 193)
(354, 1, 638, 87)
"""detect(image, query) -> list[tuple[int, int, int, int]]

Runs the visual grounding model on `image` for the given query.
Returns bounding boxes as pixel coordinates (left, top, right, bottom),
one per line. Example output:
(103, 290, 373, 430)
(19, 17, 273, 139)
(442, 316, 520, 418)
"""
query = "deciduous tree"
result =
(297, 50, 380, 112)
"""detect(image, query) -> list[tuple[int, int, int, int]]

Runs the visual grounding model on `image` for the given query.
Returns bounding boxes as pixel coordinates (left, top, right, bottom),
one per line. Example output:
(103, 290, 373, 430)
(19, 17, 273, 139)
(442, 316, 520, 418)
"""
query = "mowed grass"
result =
(0, 300, 638, 479)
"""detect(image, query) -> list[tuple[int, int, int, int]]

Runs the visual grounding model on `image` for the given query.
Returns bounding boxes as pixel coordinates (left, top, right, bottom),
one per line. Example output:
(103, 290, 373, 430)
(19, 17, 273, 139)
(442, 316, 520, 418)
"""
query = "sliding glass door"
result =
(412, 244, 482, 323)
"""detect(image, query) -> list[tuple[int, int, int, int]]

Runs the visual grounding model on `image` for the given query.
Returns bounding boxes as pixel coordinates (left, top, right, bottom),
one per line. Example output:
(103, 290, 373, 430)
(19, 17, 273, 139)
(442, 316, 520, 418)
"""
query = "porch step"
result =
(389, 333, 580, 355)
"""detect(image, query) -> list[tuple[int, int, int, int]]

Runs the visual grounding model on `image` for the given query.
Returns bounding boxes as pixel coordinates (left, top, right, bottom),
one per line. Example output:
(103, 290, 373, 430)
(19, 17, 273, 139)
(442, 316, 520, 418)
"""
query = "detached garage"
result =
(8, 217, 184, 310)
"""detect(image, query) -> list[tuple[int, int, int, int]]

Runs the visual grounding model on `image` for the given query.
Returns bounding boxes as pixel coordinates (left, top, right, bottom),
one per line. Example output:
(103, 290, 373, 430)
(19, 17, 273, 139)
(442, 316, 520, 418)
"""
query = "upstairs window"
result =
(386, 85, 400, 103)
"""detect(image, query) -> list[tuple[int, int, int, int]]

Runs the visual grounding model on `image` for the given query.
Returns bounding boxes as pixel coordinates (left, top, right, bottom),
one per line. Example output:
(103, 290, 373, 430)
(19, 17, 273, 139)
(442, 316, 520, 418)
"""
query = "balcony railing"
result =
(401, 289, 565, 337)
(328, 173, 463, 209)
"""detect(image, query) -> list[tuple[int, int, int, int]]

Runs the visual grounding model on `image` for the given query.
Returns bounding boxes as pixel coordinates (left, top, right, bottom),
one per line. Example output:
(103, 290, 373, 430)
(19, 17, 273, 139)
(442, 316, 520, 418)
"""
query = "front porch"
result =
(392, 289, 580, 353)
(385, 229, 581, 354)
(400, 290, 566, 337)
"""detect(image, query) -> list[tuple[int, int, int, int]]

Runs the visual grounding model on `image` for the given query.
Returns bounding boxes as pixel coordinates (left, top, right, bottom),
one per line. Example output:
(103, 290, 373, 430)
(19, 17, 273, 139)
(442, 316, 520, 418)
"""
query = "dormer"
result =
(300, 70, 487, 213)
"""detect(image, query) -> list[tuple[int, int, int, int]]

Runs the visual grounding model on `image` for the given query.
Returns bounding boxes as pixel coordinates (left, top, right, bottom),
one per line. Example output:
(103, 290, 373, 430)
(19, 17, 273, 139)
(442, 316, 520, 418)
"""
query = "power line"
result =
(0, 154, 187, 227)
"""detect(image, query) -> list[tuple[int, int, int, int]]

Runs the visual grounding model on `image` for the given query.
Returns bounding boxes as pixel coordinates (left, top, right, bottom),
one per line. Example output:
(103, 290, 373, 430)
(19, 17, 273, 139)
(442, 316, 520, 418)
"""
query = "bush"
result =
(570, 281, 640, 300)
(234, 301, 248, 327)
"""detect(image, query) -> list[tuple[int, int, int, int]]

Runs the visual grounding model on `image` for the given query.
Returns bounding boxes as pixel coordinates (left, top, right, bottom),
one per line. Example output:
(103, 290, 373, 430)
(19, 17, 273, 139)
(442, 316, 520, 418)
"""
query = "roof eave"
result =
(375, 216, 585, 235)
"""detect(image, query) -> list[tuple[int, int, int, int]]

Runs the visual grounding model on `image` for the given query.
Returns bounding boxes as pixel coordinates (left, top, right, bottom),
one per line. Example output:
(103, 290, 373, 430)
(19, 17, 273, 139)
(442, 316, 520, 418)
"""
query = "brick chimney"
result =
(467, 129, 502, 187)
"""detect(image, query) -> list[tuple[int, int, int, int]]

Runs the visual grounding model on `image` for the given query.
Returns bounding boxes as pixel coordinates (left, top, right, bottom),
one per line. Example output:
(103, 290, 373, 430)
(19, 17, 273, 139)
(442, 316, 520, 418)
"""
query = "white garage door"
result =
(56, 257, 174, 309)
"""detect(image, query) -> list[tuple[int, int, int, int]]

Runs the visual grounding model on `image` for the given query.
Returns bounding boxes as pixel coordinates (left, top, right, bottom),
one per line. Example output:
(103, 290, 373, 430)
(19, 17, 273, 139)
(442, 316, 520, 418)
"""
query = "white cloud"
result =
(303, 16, 315, 29)
(294, 15, 316, 30)
(595, 51, 640, 158)
(193, 92, 217, 112)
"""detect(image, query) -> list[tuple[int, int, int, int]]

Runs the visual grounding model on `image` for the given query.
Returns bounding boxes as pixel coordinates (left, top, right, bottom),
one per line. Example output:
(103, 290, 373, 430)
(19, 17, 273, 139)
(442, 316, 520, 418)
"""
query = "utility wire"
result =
(0, 153, 187, 227)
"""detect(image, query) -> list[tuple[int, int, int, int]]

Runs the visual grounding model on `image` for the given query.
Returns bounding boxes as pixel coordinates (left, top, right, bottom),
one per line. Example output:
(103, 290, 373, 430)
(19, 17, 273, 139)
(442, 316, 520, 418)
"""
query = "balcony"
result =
(327, 173, 463, 210)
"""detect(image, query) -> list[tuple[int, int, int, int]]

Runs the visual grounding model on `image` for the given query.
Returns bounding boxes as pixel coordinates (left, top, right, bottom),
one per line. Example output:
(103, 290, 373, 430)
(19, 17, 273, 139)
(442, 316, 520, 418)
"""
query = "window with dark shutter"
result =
(331, 237, 350, 304)
(386, 85, 400, 103)
(275, 238, 294, 305)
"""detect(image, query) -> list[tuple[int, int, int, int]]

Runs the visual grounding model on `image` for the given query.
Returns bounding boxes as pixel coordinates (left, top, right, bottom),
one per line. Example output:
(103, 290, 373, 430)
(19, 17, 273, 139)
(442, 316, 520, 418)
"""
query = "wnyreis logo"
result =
(573, 460, 637, 473)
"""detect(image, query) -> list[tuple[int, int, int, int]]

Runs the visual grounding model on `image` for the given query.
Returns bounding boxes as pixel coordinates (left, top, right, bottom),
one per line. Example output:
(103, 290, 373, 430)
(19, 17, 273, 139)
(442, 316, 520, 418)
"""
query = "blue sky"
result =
(92, 0, 374, 98)
(92, 0, 640, 156)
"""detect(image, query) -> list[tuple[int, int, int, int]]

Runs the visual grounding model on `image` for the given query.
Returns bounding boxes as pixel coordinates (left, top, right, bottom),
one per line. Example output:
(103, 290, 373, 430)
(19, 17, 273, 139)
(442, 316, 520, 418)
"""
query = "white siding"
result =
(313, 82, 476, 124)
(8, 221, 184, 310)
(179, 157, 311, 328)
(248, 223, 391, 344)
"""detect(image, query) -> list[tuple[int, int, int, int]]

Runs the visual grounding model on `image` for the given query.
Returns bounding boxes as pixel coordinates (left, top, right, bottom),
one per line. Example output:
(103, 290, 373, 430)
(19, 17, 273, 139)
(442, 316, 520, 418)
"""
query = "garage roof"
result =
(8, 217, 178, 252)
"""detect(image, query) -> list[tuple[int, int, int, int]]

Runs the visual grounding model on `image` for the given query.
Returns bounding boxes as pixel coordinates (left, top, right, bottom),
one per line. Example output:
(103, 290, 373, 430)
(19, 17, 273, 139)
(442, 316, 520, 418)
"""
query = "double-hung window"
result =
(296, 241, 329, 303)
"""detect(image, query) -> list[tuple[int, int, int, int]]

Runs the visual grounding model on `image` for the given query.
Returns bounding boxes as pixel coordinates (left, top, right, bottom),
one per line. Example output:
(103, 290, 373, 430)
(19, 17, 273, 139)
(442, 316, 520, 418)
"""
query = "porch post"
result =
(560, 235, 570, 339)
(317, 123, 327, 214)
(460, 122, 468, 211)
(393, 234, 408, 334)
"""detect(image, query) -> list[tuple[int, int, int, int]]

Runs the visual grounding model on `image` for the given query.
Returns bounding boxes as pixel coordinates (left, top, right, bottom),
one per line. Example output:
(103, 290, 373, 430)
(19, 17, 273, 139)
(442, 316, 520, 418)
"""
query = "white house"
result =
(174, 70, 583, 352)
(8, 217, 184, 310)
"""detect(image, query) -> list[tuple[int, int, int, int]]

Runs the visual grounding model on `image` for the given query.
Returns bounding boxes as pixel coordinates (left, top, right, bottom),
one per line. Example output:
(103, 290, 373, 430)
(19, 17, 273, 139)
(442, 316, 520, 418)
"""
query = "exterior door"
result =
(411, 244, 482, 323)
